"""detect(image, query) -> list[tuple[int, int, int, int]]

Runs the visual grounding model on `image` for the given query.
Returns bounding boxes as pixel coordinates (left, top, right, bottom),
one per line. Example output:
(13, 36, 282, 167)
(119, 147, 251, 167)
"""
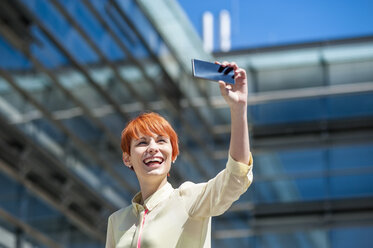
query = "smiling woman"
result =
(105, 62, 253, 248)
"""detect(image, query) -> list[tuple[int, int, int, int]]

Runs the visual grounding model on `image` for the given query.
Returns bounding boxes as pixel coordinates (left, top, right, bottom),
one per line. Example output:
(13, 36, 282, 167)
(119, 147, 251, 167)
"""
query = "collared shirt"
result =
(105, 154, 253, 248)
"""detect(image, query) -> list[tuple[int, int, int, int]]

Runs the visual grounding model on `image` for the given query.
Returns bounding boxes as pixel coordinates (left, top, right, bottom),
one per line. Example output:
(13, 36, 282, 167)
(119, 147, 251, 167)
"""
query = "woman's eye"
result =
(158, 139, 166, 143)
(137, 141, 147, 145)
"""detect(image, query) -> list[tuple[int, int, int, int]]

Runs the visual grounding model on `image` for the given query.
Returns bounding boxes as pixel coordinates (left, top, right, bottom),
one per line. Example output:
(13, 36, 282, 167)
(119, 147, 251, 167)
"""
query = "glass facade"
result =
(0, 0, 372, 247)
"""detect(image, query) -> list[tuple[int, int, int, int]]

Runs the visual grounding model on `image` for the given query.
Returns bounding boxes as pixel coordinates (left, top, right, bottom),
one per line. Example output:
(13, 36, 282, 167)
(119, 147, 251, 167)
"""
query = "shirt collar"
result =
(132, 182, 174, 214)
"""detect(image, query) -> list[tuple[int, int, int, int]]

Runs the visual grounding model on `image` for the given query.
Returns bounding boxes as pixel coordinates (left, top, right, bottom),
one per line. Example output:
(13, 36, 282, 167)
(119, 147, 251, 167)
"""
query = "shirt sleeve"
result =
(179, 153, 253, 218)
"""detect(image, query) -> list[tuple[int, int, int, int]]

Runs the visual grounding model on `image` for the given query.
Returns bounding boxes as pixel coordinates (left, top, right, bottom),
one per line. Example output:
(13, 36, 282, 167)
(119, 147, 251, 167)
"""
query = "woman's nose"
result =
(147, 141, 159, 154)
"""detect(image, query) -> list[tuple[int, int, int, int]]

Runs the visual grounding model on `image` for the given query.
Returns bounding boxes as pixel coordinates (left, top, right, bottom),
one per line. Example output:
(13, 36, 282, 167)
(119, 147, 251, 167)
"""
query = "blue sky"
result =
(177, 0, 373, 51)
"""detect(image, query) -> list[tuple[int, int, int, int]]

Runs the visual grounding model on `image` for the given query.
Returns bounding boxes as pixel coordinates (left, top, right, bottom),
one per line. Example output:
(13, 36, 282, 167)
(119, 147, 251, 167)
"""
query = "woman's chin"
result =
(143, 162, 170, 175)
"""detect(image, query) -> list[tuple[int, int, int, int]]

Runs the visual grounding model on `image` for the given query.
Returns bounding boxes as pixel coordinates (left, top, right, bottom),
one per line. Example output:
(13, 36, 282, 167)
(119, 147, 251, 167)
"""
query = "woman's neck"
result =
(138, 176, 167, 205)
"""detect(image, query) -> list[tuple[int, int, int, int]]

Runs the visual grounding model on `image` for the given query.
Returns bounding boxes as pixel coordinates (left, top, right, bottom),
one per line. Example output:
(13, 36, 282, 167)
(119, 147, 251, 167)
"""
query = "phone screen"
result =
(192, 59, 235, 84)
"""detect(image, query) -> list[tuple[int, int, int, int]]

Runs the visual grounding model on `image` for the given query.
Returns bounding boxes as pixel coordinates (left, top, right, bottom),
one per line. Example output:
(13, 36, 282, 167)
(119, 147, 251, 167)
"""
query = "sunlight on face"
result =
(128, 133, 173, 180)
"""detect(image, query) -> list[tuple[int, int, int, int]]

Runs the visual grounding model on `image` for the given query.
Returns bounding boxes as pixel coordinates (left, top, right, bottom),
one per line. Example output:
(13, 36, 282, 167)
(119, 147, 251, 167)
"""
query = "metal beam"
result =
(7, 80, 373, 123)
(246, 81, 373, 105)
(0, 68, 136, 194)
(0, 157, 106, 242)
(0, 115, 118, 242)
(250, 116, 373, 153)
(49, 0, 150, 111)
(212, 116, 373, 158)
(205, 81, 373, 111)
(0, 16, 122, 152)
(0, 207, 62, 248)
(213, 34, 373, 57)
(254, 166, 373, 183)
(0, 2, 140, 194)
(214, 197, 373, 239)
(15, 0, 132, 123)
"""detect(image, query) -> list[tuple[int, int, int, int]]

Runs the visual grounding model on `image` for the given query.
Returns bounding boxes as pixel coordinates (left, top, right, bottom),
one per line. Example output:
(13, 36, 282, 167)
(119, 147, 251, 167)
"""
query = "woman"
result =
(105, 62, 253, 248)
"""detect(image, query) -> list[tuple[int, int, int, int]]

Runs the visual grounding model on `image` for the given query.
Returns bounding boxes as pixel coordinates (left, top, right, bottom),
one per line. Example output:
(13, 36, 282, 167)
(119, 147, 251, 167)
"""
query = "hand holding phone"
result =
(192, 59, 235, 84)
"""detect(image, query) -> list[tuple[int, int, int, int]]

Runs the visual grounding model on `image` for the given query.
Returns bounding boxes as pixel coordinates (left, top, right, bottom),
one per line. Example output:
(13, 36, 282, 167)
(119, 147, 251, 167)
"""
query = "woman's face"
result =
(125, 133, 173, 180)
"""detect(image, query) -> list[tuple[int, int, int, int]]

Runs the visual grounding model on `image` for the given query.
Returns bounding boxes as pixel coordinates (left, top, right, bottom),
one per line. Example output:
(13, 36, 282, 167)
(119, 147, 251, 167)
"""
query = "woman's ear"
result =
(122, 153, 132, 168)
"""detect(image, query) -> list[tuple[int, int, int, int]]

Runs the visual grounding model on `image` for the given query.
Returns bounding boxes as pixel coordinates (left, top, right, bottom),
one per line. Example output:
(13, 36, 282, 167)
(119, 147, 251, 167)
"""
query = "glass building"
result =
(0, 0, 372, 247)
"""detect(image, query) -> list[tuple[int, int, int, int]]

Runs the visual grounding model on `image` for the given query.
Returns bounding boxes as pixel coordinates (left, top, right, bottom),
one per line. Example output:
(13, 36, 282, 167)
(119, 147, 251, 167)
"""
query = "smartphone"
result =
(191, 59, 235, 84)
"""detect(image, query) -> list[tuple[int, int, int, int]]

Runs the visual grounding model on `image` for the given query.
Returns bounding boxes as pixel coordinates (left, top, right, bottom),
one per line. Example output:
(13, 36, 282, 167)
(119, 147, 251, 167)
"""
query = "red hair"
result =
(121, 112, 179, 161)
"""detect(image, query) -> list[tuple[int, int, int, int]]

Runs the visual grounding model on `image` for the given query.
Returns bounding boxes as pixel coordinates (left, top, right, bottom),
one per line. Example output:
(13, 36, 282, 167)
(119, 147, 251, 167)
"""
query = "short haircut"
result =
(121, 112, 179, 161)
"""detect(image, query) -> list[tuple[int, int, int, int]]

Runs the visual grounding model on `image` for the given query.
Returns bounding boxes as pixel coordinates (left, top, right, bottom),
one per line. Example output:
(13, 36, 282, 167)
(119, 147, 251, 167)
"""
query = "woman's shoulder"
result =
(109, 205, 133, 220)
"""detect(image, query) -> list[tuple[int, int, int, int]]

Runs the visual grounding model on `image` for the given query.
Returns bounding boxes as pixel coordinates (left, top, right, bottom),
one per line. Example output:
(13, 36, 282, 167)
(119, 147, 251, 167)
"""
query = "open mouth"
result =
(143, 156, 164, 167)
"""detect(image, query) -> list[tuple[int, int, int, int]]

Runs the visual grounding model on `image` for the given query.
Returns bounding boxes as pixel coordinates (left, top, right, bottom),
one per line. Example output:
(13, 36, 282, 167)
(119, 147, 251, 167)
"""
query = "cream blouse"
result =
(105, 154, 253, 248)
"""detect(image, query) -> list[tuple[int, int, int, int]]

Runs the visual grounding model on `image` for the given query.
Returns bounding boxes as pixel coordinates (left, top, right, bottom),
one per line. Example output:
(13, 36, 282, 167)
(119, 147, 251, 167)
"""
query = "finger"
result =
(230, 62, 239, 70)
(236, 68, 246, 74)
(214, 61, 221, 65)
(221, 61, 229, 67)
(221, 61, 237, 69)
(218, 81, 227, 95)
(234, 68, 246, 78)
(219, 80, 233, 94)
(222, 61, 238, 74)
(218, 80, 226, 87)
(234, 68, 243, 76)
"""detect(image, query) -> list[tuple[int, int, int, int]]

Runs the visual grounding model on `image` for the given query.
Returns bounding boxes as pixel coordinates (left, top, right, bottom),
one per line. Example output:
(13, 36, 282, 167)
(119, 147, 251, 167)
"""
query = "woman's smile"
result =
(143, 156, 165, 167)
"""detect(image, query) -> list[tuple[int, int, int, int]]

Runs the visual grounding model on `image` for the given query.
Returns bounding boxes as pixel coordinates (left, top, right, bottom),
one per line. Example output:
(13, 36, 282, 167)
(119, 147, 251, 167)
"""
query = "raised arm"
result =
(217, 61, 251, 165)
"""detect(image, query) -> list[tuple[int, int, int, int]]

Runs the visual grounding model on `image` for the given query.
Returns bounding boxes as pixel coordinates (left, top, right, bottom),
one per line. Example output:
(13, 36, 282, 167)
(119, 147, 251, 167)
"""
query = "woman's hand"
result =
(216, 61, 248, 111)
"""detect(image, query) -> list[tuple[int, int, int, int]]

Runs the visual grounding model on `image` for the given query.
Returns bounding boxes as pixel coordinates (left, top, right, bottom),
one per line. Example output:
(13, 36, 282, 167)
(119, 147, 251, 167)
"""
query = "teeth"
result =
(144, 157, 163, 164)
